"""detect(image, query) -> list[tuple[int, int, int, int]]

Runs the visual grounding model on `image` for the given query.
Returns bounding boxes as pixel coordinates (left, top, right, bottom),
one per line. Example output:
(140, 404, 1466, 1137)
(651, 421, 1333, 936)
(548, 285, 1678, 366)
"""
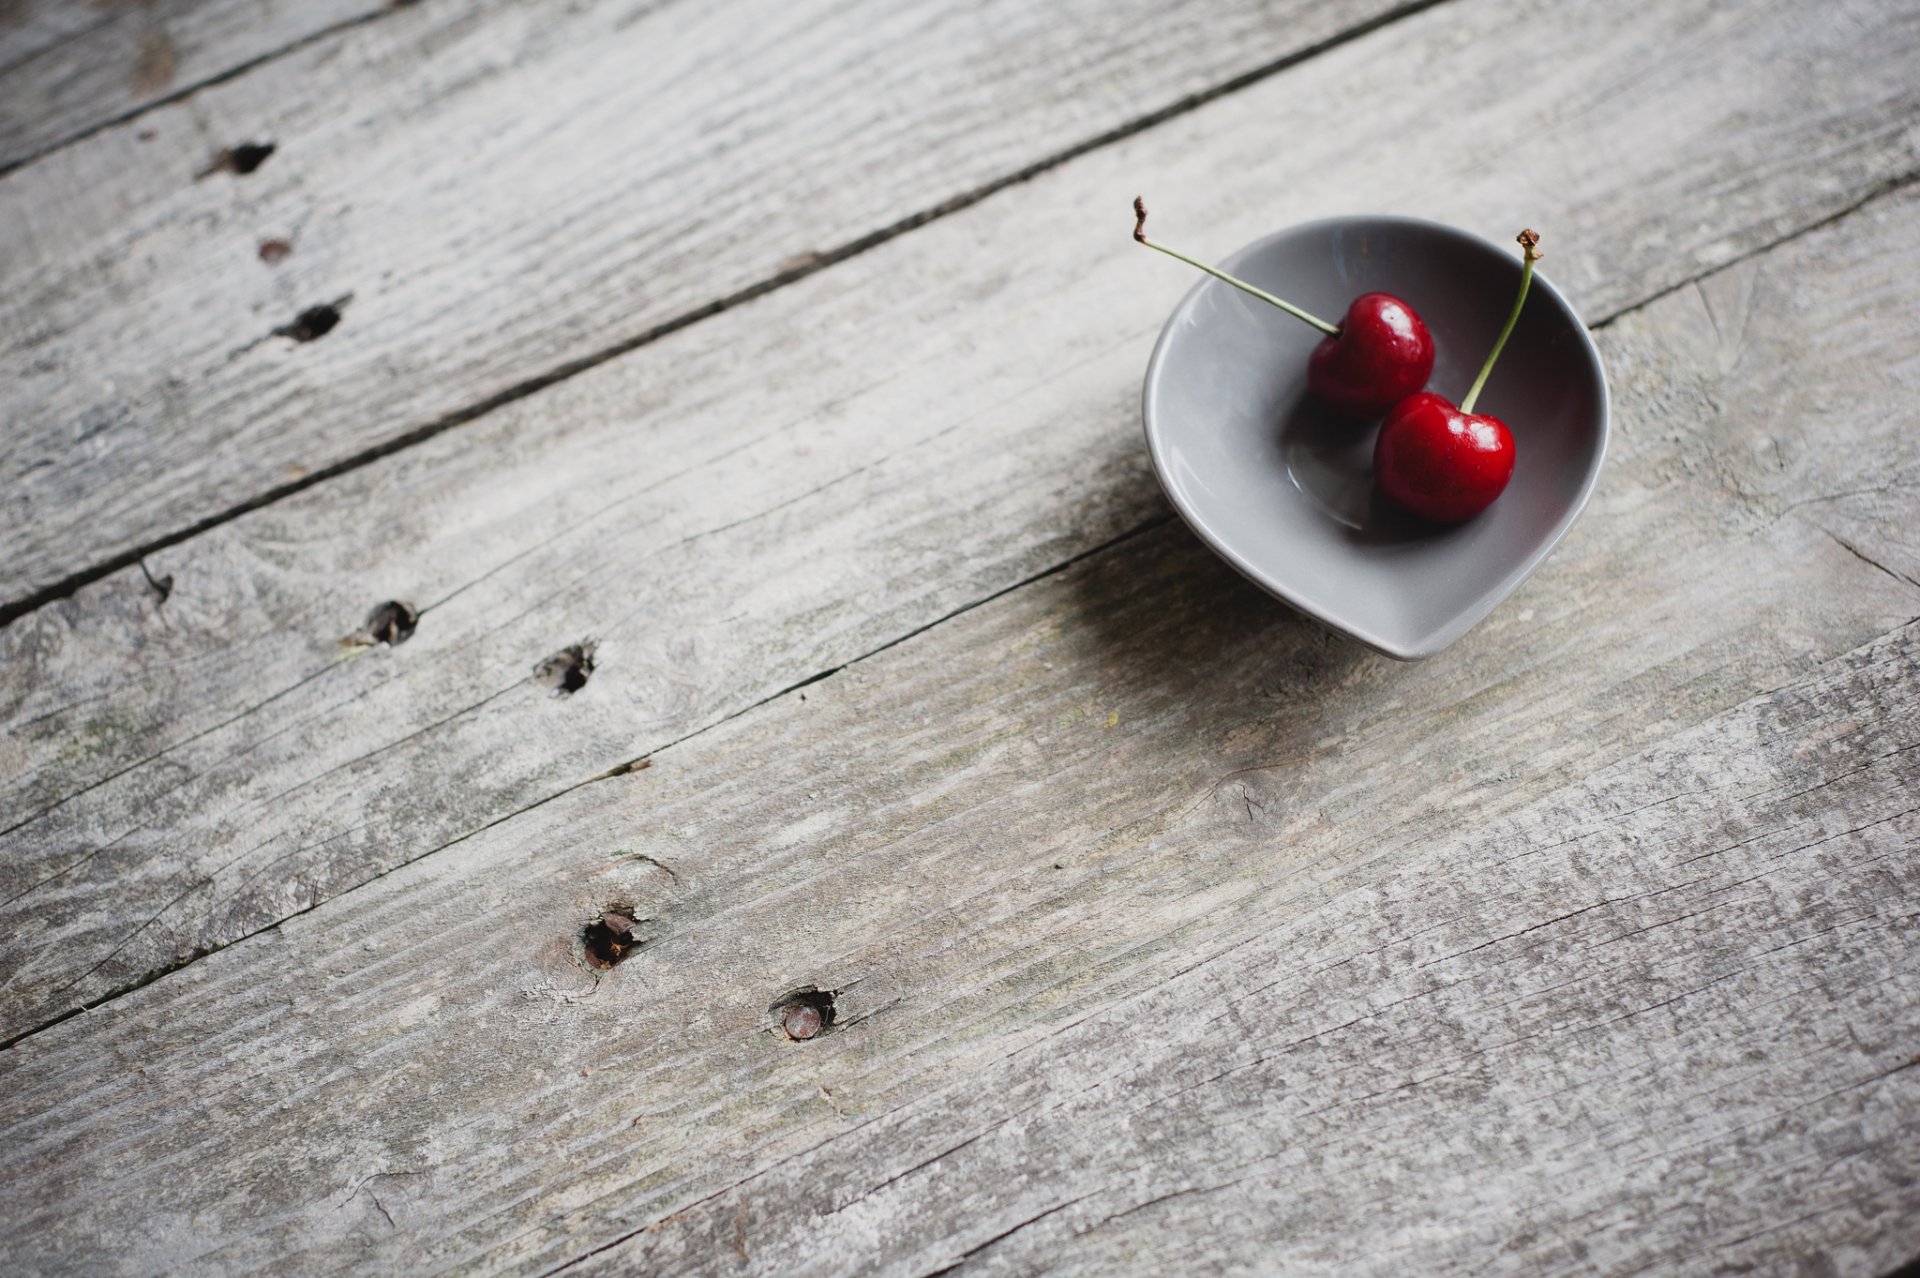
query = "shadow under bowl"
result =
(1142, 214, 1609, 660)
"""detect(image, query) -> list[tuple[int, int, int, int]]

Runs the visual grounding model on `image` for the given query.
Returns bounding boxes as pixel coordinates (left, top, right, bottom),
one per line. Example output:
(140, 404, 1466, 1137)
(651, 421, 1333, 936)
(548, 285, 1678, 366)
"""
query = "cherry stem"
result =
(1133, 197, 1340, 336)
(1460, 228, 1543, 415)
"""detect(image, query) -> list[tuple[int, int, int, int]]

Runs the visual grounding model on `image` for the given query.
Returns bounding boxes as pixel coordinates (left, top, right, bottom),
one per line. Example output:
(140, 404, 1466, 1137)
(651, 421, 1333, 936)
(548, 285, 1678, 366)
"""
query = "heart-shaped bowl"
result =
(1142, 214, 1608, 659)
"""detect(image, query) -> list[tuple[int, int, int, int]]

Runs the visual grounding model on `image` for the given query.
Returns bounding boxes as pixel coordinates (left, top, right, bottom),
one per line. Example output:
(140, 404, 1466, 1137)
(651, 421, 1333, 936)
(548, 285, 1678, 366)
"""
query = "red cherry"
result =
(1373, 392, 1515, 522)
(1374, 229, 1545, 524)
(1132, 199, 1431, 416)
(1306, 293, 1434, 416)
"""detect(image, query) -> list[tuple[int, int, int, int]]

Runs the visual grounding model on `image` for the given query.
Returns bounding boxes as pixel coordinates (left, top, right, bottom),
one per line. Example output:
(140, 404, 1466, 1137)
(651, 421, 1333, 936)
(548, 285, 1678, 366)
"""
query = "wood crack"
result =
(0, 654, 347, 848)
(1416, 895, 1641, 968)
(1589, 163, 1920, 335)
(912, 1191, 1098, 1277)
(1823, 529, 1920, 592)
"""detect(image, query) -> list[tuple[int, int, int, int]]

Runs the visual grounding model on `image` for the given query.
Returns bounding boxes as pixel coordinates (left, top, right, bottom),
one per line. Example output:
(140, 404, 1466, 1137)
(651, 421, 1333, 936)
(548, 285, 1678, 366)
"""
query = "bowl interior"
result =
(1143, 216, 1608, 659)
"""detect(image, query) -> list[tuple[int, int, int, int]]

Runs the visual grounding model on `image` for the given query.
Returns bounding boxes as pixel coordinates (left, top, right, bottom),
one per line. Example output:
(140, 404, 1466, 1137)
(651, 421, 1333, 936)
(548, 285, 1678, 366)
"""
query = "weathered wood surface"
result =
(587, 629, 1920, 1278)
(4, 1, 1919, 1272)
(0, 0, 1425, 608)
(5, 0, 1919, 1048)
(0, 0, 388, 172)
(2, 185, 1917, 1266)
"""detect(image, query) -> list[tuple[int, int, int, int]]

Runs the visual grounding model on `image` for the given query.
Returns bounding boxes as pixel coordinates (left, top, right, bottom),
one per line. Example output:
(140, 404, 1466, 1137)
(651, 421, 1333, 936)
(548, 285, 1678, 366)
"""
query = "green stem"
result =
(1133, 197, 1339, 336)
(1460, 229, 1542, 414)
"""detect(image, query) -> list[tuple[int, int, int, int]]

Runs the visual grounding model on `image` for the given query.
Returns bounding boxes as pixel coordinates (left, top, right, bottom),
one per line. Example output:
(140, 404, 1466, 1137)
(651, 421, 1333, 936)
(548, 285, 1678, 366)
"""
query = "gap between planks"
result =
(0, 514, 1173, 1053)
(0, 0, 1912, 1051)
(0, 0, 1451, 630)
(5, 170, 1916, 1057)
(0, 2, 409, 181)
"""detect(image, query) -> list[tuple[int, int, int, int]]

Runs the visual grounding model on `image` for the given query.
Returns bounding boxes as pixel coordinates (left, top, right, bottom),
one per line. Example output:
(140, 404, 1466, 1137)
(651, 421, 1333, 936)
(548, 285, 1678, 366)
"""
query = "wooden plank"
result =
(0, 0, 386, 172)
(1, 176, 1917, 1265)
(0, 0, 1423, 607)
(581, 624, 1920, 1278)
(4, 0, 1919, 1046)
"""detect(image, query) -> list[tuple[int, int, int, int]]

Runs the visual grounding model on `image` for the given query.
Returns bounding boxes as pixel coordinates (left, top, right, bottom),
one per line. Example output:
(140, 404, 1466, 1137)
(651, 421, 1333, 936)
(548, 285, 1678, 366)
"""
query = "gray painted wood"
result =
(5, 0, 1920, 1046)
(0, 0, 1422, 606)
(0, 0, 386, 172)
(598, 623, 1920, 1278)
(2, 178, 1917, 1264)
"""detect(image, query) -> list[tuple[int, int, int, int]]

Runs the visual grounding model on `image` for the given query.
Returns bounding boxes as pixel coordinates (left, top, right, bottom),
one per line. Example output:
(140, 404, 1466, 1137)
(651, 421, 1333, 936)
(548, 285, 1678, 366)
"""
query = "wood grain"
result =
(5, 0, 1919, 1046)
(0, 0, 1424, 607)
(2, 181, 1917, 1265)
(0, 0, 387, 172)
(594, 625, 1920, 1278)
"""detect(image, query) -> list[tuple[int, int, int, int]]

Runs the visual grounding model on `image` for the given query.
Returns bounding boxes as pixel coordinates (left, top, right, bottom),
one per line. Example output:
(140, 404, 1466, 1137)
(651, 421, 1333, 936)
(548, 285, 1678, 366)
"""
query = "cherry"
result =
(1305, 293, 1434, 416)
(1133, 198, 1432, 415)
(1373, 229, 1541, 524)
(1373, 392, 1516, 523)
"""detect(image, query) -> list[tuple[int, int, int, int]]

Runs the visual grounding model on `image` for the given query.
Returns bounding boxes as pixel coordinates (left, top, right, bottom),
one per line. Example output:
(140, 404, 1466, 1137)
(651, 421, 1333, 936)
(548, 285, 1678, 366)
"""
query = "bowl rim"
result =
(1140, 212, 1612, 660)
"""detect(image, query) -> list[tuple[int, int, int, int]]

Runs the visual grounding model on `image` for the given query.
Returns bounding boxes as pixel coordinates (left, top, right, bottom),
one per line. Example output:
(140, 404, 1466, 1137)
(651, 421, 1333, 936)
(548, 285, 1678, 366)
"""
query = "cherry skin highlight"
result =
(1373, 392, 1515, 523)
(1306, 292, 1434, 416)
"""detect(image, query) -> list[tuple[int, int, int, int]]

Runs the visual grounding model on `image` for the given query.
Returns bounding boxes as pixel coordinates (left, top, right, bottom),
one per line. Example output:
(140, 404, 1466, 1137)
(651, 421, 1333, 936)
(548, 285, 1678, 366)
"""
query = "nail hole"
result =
(139, 561, 173, 604)
(342, 600, 417, 648)
(275, 301, 342, 343)
(198, 140, 276, 178)
(229, 141, 276, 173)
(583, 908, 642, 969)
(770, 987, 836, 1041)
(258, 238, 293, 264)
(535, 642, 596, 696)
